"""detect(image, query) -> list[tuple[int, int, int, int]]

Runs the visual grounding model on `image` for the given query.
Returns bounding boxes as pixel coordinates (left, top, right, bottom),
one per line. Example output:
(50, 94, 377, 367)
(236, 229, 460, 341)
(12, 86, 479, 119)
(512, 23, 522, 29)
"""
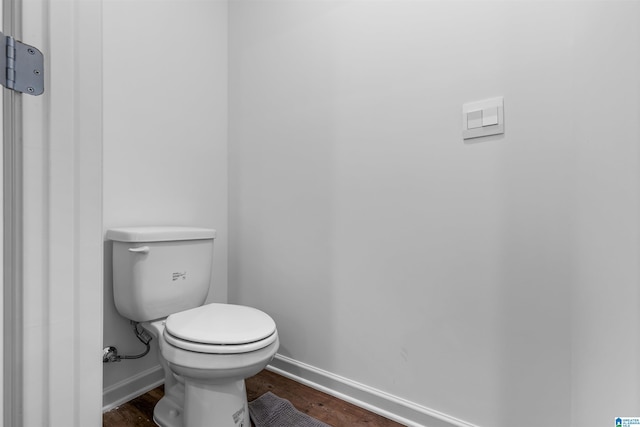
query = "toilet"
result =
(106, 226, 279, 427)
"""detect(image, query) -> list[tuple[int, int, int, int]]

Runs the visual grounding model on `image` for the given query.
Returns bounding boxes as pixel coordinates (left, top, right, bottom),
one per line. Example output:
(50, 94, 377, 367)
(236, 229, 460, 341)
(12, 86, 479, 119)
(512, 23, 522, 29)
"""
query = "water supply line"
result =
(103, 321, 153, 363)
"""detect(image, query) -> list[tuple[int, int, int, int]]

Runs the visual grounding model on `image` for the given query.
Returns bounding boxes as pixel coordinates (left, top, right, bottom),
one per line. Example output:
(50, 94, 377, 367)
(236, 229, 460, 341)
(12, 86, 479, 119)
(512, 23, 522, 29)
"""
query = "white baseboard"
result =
(267, 354, 480, 427)
(102, 365, 164, 412)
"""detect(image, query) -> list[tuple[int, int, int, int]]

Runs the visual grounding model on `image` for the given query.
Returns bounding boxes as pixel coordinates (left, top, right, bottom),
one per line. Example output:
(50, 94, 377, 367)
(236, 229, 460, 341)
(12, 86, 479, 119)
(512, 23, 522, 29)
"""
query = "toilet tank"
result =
(106, 226, 216, 322)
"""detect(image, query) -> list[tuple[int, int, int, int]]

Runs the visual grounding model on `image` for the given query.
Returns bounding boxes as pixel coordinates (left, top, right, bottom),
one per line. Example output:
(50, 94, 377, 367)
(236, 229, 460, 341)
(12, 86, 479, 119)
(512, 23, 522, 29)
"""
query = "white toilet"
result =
(106, 226, 279, 427)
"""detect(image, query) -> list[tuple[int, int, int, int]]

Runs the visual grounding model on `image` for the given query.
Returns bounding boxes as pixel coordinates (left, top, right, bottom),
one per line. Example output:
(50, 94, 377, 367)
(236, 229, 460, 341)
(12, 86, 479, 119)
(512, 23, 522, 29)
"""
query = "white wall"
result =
(229, 2, 640, 426)
(570, 3, 640, 426)
(102, 0, 228, 395)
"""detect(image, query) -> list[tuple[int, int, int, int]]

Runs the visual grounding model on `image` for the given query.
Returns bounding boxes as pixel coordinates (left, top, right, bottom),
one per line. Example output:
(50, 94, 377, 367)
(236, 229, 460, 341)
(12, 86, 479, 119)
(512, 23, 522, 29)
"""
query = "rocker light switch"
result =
(482, 107, 498, 126)
(462, 97, 504, 140)
(467, 110, 483, 129)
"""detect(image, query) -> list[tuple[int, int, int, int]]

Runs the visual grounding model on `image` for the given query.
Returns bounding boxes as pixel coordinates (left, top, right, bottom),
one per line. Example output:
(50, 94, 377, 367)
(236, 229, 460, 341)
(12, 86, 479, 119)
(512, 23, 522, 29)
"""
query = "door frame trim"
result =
(3, 0, 23, 425)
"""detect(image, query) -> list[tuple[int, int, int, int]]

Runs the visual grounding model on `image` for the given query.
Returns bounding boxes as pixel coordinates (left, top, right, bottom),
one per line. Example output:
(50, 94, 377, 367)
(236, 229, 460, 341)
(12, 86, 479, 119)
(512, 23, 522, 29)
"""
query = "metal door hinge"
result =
(0, 31, 44, 96)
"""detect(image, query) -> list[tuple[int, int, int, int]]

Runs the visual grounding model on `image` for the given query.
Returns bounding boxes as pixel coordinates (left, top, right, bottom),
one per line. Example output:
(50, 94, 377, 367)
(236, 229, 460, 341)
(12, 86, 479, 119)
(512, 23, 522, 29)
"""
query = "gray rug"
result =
(248, 392, 332, 427)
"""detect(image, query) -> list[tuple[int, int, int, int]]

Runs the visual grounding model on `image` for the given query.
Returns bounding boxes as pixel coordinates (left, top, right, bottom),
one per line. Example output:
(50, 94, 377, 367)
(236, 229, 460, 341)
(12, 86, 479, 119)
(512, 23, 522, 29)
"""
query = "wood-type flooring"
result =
(102, 369, 406, 427)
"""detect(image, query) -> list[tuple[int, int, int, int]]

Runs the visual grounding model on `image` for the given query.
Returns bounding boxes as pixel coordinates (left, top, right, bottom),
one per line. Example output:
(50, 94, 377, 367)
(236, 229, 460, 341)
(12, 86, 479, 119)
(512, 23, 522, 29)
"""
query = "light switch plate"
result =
(462, 97, 504, 140)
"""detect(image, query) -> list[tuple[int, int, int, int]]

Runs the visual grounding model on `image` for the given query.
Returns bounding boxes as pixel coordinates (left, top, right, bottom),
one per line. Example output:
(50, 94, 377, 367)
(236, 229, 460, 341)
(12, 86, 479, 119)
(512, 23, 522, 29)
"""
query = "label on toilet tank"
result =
(172, 271, 187, 281)
(232, 405, 246, 426)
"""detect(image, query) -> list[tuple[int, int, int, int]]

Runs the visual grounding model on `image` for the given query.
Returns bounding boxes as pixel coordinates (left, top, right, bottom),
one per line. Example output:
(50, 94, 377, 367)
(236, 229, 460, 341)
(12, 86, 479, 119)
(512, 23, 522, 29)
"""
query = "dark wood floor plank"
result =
(245, 370, 404, 427)
(103, 369, 406, 427)
(103, 386, 165, 427)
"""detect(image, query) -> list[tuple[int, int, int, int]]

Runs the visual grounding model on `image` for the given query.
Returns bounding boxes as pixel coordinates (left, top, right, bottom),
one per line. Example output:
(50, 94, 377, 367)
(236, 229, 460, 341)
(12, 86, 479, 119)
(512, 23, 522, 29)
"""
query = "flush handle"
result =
(128, 246, 150, 254)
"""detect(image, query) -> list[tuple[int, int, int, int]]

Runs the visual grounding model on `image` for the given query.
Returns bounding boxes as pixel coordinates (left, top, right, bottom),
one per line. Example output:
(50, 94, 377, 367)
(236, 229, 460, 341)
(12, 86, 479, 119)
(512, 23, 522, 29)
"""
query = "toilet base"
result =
(184, 379, 249, 427)
(152, 379, 249, 427)
(153, 396, 183, 427)
(153, 381, 185, 427)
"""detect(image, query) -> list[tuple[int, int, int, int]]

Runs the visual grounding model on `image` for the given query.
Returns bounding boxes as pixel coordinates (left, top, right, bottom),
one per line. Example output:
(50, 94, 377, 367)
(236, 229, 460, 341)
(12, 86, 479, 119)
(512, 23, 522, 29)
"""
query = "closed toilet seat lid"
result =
(164, 303, 278, 354)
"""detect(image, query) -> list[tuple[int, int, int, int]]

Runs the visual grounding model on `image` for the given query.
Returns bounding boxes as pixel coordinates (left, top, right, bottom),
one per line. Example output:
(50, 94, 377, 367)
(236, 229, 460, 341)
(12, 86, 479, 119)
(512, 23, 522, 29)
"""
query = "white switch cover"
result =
(463, 97, 504, 140)
(482, 107, 498, 126)
(467, 110, 483, 129)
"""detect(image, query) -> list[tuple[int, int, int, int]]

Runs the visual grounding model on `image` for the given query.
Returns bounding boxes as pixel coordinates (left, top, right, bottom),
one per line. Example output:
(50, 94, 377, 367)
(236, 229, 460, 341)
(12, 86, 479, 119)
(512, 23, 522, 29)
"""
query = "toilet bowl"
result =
(106, 227, 280, 427)
(143, 304, 279, 427)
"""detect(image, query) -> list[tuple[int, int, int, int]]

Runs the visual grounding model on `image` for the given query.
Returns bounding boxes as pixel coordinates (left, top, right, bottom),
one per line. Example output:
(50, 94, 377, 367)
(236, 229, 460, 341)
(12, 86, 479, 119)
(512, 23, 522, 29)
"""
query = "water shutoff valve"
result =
(103, 346, 120, 363)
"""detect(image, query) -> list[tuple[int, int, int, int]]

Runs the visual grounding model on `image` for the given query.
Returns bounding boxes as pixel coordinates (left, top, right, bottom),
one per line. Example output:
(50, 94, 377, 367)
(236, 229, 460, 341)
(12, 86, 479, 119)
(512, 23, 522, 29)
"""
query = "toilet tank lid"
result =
(106, 226, 216, 242)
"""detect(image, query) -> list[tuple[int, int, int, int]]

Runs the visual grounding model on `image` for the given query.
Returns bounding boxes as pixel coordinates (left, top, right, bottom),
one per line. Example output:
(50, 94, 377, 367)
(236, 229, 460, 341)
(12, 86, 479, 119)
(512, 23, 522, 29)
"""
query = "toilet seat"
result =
(163, 303, 278, 354)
